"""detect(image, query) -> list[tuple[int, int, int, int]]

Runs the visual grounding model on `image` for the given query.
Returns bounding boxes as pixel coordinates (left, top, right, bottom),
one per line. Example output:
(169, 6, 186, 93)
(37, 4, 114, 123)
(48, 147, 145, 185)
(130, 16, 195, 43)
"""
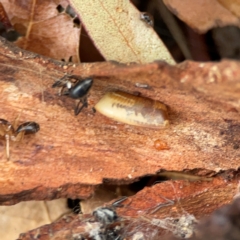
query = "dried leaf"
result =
(69, 0, 175, 64)
(0, 199, 68, 240)
(163, 0, 240, 33)
(1, 0, 80, 62)
(218, 0, 240, 18)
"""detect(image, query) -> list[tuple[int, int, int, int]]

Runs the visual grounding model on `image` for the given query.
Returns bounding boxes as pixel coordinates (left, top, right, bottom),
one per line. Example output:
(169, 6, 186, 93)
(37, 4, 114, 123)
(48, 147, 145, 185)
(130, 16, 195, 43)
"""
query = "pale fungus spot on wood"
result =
(94, 91, 169, 128)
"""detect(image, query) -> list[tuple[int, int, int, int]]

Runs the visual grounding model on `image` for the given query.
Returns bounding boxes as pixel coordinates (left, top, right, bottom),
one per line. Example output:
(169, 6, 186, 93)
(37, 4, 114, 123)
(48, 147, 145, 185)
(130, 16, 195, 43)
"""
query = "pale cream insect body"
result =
(94, 91, 169, 128)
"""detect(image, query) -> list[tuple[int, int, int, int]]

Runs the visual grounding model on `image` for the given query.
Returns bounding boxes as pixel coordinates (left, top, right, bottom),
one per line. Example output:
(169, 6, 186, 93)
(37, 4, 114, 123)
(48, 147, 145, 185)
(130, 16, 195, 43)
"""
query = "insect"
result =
(0, 119, 40, 160)
(94, 91, 169, 128)
(140, 12, 154, 27)
(82, 197, 128, 240)
(93, 207, 118, 225)
(93, 196, 128, 225)
(52, 75, 93, 115)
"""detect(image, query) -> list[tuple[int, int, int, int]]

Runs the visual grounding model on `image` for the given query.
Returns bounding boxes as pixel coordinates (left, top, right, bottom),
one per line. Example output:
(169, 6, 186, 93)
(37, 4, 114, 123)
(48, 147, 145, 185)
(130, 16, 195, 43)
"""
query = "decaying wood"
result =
(0, 37, 239, 205)
(116, 177, 240, 219)
(18, 178, 240, 240)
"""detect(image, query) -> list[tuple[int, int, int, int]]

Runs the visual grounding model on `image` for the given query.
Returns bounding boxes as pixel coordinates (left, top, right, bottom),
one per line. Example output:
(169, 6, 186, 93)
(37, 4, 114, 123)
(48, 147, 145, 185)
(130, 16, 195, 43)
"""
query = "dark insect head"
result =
(93, 207, 118, 225)
(85, 197, 129, 239)
(92, 197, 128, 225)
(0, 119, 14, 133)
(140, 12, 154, 27)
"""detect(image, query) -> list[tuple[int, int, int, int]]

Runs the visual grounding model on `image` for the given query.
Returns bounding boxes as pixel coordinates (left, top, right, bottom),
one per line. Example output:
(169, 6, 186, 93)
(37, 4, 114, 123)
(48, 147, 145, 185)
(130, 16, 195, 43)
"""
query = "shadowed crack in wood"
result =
(0, 37, 239, 205)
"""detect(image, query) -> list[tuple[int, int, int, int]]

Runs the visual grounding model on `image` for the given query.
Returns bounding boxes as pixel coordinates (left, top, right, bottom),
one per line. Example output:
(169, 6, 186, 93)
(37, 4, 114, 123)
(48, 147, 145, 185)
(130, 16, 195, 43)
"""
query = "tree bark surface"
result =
(0, 37, 239, 204)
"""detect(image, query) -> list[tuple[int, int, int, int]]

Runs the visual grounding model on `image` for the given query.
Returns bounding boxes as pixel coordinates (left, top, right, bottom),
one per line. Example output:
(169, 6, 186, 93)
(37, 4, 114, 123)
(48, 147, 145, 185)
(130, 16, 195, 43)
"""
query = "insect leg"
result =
(60, 85, 70, 96)
(150, 195, 174, 214)
(14, 131, 25, 142)
(112, 196, 128, 208)
(52, 75, 69, 88)
(74, 98, 88, 115)
(5, 135, 10, 160)
(13, 111, 23, 130)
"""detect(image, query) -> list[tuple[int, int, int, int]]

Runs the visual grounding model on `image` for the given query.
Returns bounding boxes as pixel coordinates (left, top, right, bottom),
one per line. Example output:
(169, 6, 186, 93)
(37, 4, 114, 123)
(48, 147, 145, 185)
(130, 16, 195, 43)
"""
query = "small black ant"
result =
(86, 197, 128, 239)
(52, 75, 93, 115)
(140, 12, 154, 27)
(92, 196, 128, 225)
(93, 207, 118, 225)
(0, 119, 40, 160)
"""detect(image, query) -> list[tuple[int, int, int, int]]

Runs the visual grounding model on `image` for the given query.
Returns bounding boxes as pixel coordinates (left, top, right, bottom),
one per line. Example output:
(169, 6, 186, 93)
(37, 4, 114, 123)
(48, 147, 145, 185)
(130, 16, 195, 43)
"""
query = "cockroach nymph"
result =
(94, 91, 169, 128)
(0, 119, 40, 160)
(52, 75, 93, 115)
(140, 12, 154, 27)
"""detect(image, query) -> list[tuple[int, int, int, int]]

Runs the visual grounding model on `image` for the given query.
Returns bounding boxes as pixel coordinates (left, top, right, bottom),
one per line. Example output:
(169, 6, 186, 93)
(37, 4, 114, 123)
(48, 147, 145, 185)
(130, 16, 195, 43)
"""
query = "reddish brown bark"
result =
(0, 37, 239, 206)
(18, 177, 240, 239)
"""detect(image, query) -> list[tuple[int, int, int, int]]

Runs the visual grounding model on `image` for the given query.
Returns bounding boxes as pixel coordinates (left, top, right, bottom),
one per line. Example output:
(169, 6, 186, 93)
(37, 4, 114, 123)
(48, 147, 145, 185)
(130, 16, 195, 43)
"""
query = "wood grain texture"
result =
(18, 177, 240, 240)
(0, 37, 239, 204)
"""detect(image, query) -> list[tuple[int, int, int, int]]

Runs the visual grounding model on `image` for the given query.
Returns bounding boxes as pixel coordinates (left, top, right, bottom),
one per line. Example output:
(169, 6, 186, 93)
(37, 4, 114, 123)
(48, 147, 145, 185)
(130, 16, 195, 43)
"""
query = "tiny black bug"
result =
(88, 197, 128, 239)
(140, 12, 154, 27)
(92, 196, 128, 225)
(52, 75, 93, 115)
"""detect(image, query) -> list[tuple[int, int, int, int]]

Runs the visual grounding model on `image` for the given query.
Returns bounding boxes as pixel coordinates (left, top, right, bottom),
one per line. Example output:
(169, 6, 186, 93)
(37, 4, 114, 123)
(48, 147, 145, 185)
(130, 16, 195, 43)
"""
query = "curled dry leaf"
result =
(69, 0, 175, 64)
(1, 0, 80, 62)
(163, 0, 240, 33)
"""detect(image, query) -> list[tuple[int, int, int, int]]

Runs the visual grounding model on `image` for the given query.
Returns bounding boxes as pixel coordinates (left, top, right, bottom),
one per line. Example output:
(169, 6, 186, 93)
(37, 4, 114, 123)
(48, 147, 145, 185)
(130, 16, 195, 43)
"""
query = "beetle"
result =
(52, 75, 93, 115)
(94, 91, 169, 128)
(0, 119, 40, 160)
